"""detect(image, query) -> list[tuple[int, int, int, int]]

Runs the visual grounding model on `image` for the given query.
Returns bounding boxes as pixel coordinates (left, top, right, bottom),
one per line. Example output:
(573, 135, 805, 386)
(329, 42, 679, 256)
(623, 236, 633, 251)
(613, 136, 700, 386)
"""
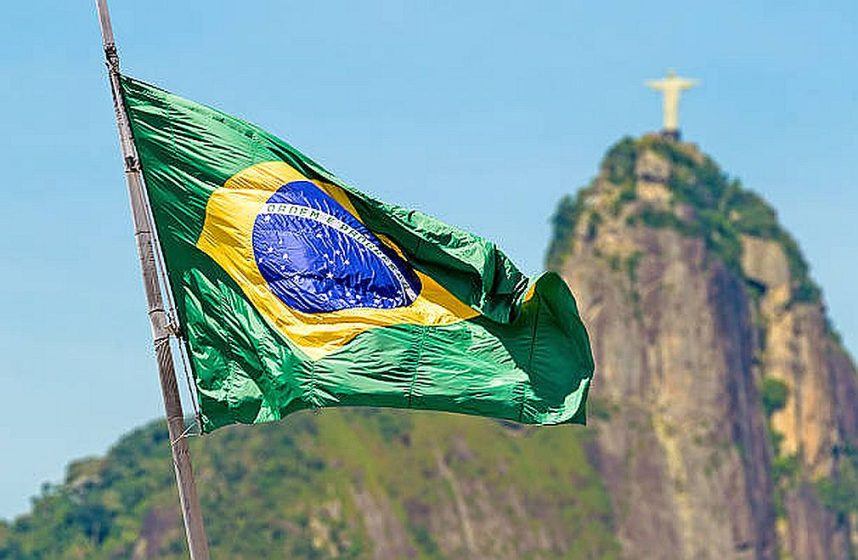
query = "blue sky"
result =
(1, 1, 855, 518)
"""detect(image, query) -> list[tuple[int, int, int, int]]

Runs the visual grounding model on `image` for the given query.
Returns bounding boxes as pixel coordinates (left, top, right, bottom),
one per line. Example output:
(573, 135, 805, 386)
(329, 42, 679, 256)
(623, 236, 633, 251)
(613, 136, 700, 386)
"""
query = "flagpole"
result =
(94, 2, 211, 558)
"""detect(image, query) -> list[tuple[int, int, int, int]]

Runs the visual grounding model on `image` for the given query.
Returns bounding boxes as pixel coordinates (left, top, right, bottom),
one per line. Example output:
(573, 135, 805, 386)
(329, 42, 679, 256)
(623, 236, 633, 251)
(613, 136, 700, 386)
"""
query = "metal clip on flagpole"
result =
(94, 2, 211, 558)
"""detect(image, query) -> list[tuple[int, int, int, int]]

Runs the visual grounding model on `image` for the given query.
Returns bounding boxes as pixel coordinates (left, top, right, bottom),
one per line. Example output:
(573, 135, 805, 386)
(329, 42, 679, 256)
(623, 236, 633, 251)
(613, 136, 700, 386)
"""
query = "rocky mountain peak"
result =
(549, 135, 857, 559)
(550, 134, 820, 304)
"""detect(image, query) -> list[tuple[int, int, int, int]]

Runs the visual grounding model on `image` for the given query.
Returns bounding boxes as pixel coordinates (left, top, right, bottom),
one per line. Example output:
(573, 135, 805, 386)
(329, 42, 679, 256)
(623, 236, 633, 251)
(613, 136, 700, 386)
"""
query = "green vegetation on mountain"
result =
(548, 135, 821, 304)
(0, 411, 618, 559)
(760, 378, 789, 418)
(758, 377, 799, 517)
(816, 444, 858, 518)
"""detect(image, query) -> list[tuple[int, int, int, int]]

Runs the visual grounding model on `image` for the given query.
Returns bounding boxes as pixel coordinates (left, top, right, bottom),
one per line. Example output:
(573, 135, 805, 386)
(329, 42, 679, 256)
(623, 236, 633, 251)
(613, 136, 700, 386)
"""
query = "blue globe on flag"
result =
(252, 181, 422, 314)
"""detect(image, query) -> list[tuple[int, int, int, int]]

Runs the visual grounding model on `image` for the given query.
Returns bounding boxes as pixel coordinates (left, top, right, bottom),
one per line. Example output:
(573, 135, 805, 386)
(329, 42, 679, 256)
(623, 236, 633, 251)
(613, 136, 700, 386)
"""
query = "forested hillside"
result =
(0, 411, 617, 559)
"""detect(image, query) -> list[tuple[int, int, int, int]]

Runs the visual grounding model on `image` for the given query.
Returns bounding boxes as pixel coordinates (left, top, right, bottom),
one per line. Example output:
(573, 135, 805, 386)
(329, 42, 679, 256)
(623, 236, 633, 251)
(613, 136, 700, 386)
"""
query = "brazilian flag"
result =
(120, 76, 594, 433)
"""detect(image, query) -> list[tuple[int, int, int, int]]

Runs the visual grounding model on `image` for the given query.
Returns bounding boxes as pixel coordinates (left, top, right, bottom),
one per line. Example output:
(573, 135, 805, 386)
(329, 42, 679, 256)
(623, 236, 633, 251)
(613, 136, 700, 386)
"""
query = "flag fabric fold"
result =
(120, 75, 594, 432)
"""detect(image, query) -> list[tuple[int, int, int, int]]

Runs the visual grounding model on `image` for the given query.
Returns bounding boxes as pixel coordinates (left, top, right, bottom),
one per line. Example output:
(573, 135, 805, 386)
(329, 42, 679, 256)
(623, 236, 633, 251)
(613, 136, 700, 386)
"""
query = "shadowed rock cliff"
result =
(548, 134, 857, 559)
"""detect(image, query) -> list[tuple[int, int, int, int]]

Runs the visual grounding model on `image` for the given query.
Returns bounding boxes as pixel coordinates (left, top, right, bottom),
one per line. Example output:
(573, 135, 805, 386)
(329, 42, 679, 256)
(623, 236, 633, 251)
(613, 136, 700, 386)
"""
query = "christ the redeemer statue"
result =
(646, 70, 698, 139)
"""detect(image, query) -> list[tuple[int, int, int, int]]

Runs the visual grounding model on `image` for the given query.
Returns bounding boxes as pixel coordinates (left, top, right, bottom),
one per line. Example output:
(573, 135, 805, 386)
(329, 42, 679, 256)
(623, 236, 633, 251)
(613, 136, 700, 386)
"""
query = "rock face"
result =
(548, 135, 857, 559)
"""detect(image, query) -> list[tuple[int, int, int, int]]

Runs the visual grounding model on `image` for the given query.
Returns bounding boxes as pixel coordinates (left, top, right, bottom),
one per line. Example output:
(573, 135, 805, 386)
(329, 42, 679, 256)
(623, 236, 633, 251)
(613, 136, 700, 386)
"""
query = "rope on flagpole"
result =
(170, 421, 199, 448)
(177, 334, 203, 430)
(132, 77, 204, 433)
(145, 198, 203, 431)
